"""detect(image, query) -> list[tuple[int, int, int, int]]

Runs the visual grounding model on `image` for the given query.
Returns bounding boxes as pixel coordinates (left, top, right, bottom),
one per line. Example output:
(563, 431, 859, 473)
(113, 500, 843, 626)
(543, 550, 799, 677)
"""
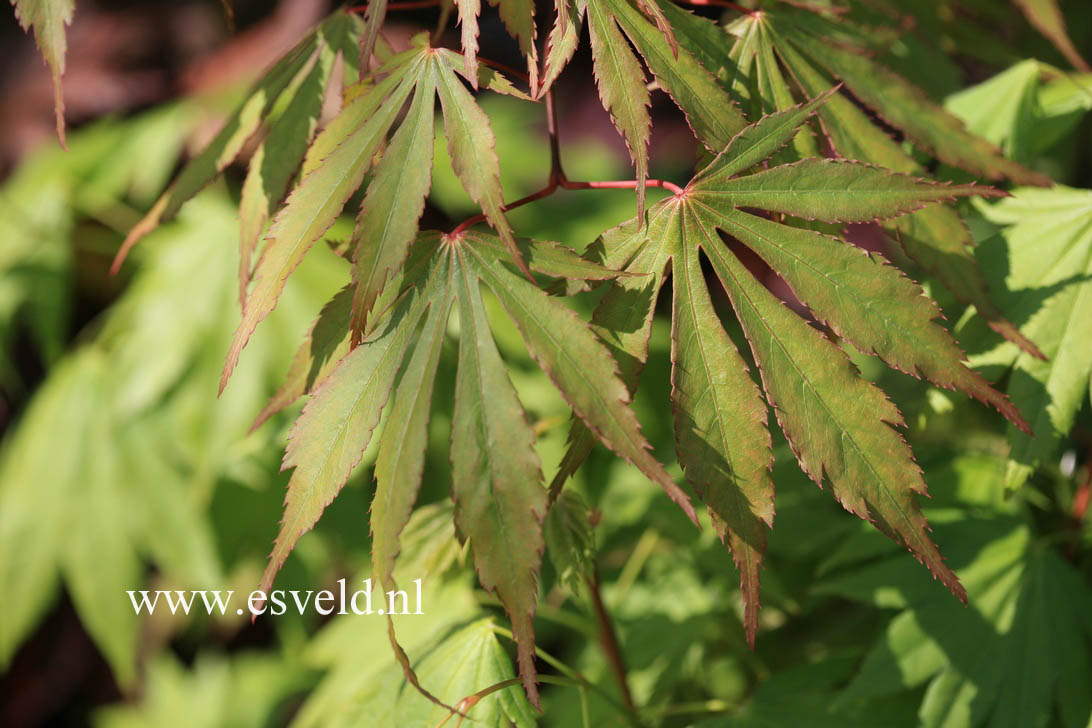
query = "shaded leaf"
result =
(1013, 0, 1090, 72)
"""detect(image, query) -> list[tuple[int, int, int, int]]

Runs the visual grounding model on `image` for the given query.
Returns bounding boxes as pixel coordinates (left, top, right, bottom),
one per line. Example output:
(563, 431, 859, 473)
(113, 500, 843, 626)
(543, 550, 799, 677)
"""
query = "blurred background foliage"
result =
(0, 0, 1090, 726)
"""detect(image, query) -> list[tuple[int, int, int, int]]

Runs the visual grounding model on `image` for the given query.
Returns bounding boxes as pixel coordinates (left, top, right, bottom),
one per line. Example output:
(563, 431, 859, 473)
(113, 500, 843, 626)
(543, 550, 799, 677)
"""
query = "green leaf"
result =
(450, 250, 547, 708)
(393, 619, 537, 727)
(695, 204, 1028, 432)
(970, 187, 1092, 489)
(0, 353, 99, 668)
(220, 53, 425, 392)
(671, 214, 773, 645)
(787, 29, 1050, 186)
(349, 61, 438, 342)
(699, 215, 965, 603)
(435, 53, 530, 278)
(606, 0, 746, 152)
(12, 0, 74, 144)
(587, 0, 651, 218)
(827, 506, 1092, 728)
(257, 253, 443, 596)
(695, 158, 1003, 223)
(238, 39, 336, 305)
(465, 233, 696, 524)
(544, 490, 596, 594)
(114, 14, 333, 269)
(772, 36, 1044, 358)
(1012, 0, 1090, 72)
(371, 283, 454, 591)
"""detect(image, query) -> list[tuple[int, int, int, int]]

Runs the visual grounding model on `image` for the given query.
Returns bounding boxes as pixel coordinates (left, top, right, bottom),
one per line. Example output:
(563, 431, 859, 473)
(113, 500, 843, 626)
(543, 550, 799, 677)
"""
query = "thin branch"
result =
(585, 571, 636, 714)
(479, 56, 531, 83)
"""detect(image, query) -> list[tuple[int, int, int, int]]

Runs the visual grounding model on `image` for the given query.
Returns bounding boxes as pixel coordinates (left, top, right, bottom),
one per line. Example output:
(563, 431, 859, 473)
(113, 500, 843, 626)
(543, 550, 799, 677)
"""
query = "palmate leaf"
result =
(699, 5, 1051, 358)
(967, 187, 1092, 490)
(260, 231, 676, 706)
(219, 38, 527, 388)
(820, 459, 1092, 728)
(11, 0, 74, 144)
(556, 100, 1031, 644)
(112, 9, 365, 273)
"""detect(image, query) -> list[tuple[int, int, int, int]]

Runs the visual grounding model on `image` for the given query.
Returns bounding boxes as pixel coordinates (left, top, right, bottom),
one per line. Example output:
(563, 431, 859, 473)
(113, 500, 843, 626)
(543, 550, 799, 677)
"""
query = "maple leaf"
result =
(821, 455, 1092, 728)
(664, 2, 1052, 359)
(555, 96, 1029, 647)
(210, 38, 529, 390)
(256, 230, 686, 706)
(965, 186, 1092, 490)
(112, 9, 367, 276)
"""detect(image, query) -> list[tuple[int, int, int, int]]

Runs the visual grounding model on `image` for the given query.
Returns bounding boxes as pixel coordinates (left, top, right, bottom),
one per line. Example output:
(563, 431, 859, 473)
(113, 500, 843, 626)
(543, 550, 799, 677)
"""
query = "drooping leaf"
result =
(221, 52, 427, 392)
(455, 0, 482, 84)
(113, 12, 344, 270)
(371, 284, 454, 591)
(488, 0, 538, 87)
(257, 250, 444, 596)
(771, 35, 1045, 358)
(465, 232, 696, 523)
(450, 249, 547, 707)
(605, 0, 746, 153)
(434, 53, 530, 278)
(540, 0, 585, 96)
(349, 63, 438, 342)
(238, 38, 336, 305)
(700, 214, 965, 603)
(12, 0, 74, 144)
(670, 217, 773, 645)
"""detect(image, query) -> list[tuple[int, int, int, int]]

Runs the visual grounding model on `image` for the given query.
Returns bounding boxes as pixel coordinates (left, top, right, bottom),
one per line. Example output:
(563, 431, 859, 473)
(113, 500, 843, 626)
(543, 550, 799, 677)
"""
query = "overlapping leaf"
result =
(258, 230, 683, 705)
(966, 187, 1092, 490)
(113, 9, 366, 275)
(666, 3, 1051, 358)
(555, 98, 1030, 645)
(217, 38, 527, 389)
(552, 0, 746, 216)
(821, 457, 1092, 728)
